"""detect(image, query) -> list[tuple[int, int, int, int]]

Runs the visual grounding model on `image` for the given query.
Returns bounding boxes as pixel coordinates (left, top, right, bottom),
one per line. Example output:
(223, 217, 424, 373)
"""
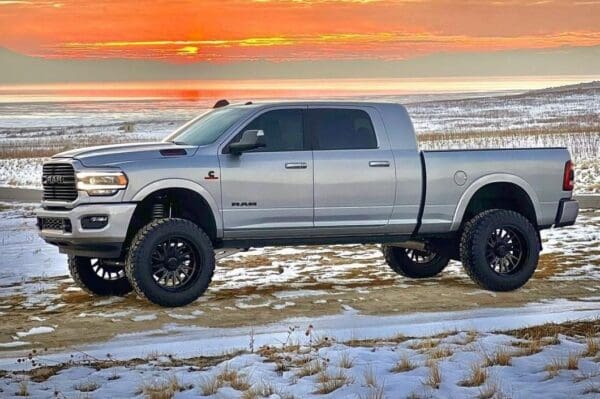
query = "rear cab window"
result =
(308, 108, 378, 150)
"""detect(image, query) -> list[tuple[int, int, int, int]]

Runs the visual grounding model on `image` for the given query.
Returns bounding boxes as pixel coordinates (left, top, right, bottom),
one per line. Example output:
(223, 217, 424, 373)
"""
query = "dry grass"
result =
(241, 382, 277, 399)
(295, 360, 326, 378)
(483, 348, 512, 367)
(408, 338, 439, 351)
(422, 362, 442, 389)
(314, 370, 351, 394)
(544, 353, 580, 379)
(363, 366, 378, 388)
(459, 363, 488, 387)
(503, 319, 600, 341)
(215, 365, 251, 391)
(511, 339, 543, 357)
(28, 366, 62, 383)
(391, 355, 417, 373)
(198, 375, 222, 396)
(359, 385, 386, 399)
(338, 352, 354, 369)
(15, 381, 29, 397)
(477, 381, 506, 399)
(428, 347, 453, 362)
(141, 375, 185, 399)
(585, 337, 599, 357)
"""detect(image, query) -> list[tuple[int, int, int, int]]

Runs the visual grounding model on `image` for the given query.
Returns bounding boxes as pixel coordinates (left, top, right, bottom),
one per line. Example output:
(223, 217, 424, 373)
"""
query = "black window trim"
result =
(222, 107, 310, 154)
(306, 107, 379, 151)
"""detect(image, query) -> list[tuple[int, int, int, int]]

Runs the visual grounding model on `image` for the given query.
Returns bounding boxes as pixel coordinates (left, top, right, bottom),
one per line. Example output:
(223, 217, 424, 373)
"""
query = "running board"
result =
(388, 240, 427, 251)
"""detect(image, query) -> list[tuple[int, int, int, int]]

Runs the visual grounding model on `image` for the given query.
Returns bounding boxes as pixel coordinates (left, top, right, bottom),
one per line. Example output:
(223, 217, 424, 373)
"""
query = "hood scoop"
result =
(160, 148, 188, 157)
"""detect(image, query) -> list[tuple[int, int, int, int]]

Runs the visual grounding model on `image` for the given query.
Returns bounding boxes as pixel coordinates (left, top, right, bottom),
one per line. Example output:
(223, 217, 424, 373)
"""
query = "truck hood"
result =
(53, 142, 197, 167)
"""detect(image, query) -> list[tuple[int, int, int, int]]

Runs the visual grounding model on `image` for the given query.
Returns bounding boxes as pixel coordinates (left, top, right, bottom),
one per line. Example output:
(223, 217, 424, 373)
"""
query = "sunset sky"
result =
(1, 0, 599, 84)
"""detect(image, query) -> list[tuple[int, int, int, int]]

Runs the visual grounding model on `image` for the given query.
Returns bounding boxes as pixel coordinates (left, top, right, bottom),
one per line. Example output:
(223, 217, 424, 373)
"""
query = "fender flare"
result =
(129, 178, 223, 236)
(450, 173, 541, 231)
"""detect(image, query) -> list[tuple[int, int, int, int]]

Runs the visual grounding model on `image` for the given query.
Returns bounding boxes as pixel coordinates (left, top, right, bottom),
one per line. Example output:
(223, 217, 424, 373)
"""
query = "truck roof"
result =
(225, 100, 405, 109)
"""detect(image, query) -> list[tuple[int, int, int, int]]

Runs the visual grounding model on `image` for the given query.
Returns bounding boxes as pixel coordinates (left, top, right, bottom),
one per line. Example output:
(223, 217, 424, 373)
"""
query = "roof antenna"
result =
(213, 99, 230, 108)
(245, 101, 253, 105)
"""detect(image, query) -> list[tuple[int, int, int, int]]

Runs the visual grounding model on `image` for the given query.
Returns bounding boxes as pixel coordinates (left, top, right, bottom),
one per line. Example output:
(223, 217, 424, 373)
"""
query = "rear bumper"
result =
(35, 203, 136, 258)
(554, 198, 579, 228)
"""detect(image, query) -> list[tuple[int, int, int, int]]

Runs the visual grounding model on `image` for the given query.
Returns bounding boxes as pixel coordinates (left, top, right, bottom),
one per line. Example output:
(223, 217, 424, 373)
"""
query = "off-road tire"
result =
(125, 218, 215, 307)
(68, 256, 132, 296)
(382, 244, 450, 278)
(460, 209, 540, 291)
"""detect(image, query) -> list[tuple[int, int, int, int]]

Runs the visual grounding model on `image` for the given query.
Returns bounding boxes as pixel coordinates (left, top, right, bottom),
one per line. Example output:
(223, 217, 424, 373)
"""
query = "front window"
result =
(165, 107, 249, 146)
(229, 109, 305, 152)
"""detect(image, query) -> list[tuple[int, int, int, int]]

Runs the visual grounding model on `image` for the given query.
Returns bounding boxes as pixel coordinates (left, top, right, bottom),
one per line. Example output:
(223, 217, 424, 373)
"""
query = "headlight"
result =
(76, 171, 128, 196)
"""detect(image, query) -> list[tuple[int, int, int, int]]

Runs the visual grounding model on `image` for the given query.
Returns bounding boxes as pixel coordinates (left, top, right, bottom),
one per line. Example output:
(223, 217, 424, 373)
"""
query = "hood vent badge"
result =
(160, 148, 187, 157)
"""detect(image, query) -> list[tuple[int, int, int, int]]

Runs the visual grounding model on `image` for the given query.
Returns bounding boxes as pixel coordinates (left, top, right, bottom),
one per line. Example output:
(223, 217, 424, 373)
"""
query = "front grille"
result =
(42, 163, 77, 202)
(37, 217, 72, 232)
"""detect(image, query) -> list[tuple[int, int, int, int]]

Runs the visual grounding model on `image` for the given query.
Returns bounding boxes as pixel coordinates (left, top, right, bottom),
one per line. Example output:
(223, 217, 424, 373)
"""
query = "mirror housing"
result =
(229, 129, 266, 155)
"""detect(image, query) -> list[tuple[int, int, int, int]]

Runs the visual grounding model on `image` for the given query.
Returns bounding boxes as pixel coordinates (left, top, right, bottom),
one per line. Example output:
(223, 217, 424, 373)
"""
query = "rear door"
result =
(308, 106, 396, 228)
(219, 107, 313, 236)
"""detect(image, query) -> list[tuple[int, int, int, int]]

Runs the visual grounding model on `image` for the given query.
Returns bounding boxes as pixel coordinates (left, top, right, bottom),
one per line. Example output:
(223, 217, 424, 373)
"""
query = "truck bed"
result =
(418, 147, 572, 233)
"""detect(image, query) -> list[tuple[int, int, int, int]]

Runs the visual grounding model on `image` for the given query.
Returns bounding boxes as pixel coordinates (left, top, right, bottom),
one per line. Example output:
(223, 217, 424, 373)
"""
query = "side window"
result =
(309, 108, 377, 150)
(233, 109, 305, 152)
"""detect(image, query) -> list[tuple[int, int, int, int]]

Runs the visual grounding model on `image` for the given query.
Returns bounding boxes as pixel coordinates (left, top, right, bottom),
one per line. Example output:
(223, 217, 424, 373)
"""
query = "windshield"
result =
(164, 107, 249, 146)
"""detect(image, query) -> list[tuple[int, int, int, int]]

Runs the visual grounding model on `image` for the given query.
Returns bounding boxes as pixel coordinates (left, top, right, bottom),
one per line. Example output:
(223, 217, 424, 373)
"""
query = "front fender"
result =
(450, 173, 541, 231)
(128, 178, 223, 237)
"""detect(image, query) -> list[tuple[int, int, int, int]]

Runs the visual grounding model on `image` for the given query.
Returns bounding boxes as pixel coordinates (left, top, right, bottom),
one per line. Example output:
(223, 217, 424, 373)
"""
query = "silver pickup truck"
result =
(36, 101, 579, 307)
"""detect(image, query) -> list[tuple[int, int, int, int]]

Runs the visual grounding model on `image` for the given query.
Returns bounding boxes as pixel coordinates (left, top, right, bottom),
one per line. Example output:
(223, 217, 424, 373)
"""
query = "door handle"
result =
(285, 162, 308, 169)
(369, 161, 390, 167)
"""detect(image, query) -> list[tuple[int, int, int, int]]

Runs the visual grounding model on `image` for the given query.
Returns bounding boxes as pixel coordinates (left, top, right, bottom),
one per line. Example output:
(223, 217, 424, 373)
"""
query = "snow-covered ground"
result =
(0, 302, 599, 398)
(1, 86, 598, 192)
(0, 203, 598, 397)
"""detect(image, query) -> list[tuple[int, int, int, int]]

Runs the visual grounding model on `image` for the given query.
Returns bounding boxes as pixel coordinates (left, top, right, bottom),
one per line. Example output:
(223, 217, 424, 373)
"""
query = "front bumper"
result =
(554, 198, 579, 228)
(36, 203, 136, 258)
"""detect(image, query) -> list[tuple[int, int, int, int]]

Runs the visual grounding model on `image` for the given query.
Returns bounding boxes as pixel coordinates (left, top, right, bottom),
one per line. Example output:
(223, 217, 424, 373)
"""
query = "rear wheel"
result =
(382, 243, 450, 278)
(68, 256, 132, 296)
(460, 209, 540, 291)
(125, 218, 215, 307)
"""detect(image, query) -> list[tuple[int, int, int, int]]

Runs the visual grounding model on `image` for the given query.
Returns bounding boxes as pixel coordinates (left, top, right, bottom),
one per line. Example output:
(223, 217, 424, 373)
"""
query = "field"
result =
(0, 84, 598, 398)
(0, 202, 598, 398)
(0, 85, 599, 192)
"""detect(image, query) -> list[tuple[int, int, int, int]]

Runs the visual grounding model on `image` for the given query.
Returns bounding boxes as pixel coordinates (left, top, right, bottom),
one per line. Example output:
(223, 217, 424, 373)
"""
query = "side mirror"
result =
(229, 129, 266, 155)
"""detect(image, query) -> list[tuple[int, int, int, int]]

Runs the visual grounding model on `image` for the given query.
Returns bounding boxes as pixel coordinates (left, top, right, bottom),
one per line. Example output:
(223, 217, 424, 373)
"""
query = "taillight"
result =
(563, 160, 574, 191)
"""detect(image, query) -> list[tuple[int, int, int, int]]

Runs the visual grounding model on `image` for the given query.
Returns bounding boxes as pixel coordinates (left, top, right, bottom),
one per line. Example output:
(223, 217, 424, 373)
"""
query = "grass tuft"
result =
(296, 360, 325, 378)
(459, 363, 488, 387)
(422, 362, 442, 389)
(391, 355, 417, 373)
(314, 369, 351, 394)
(15, 381, 29, 397)
(483, 348, 512, 367)
(338, 352, 354, 369)
(140, 375, 184, 399)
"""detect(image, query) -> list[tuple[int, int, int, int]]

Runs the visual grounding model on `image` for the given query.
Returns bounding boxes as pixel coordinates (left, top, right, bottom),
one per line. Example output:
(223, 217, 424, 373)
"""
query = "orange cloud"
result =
(0, 0, 598, 62)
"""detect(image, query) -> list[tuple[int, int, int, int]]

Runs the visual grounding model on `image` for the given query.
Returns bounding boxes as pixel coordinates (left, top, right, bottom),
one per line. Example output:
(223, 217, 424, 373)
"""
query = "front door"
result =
(219, 107, 313, 236)
(308, 106, 396, 228)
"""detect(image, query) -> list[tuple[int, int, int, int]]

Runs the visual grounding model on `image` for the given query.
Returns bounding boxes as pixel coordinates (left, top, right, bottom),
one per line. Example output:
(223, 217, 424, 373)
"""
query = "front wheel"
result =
(382, 243, 450, 278)
(460, 209, 540, 291)
(68, 256, 132, 296)
(125, 218, 215, 307)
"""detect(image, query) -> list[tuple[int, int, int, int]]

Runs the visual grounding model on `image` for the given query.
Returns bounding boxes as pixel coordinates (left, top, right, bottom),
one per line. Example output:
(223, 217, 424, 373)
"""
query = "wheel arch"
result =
(127, 179, 222, 243)
(451, 174, 541, 231)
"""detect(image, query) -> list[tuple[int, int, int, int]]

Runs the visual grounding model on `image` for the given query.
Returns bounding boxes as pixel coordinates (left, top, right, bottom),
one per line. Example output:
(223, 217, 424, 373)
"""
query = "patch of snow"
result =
(16, 326, 55, 337)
